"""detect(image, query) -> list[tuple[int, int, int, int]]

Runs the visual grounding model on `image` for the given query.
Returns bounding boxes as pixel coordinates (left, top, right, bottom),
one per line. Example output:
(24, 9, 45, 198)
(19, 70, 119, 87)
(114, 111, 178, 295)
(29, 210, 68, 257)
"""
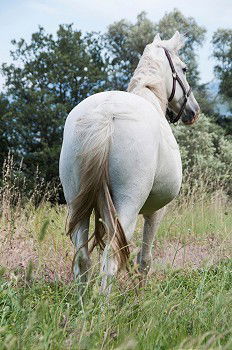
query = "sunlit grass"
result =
(0, 158, 232, 349)
(158, 192, 232, 241)
(0, 260, 232, 349)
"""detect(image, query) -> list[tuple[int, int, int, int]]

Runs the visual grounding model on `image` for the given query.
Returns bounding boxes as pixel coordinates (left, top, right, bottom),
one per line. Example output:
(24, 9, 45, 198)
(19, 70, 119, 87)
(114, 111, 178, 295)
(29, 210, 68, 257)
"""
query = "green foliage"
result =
(0, 94, 10, 168)
(157, 9, 206, 87)
(1, 25, 107, 184)
(173, 114, 232, 193)
(0, 11, 231, 196)
(106, 9, 206, 90)
(105, 12, 156, 90)
(212, 29, 232, 100)
(212, 28, 232, 135)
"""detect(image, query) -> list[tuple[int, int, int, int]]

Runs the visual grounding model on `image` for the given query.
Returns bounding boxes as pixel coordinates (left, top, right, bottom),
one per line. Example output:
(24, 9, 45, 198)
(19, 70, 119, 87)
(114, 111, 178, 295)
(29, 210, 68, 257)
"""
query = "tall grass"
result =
(0, 261, 231, 349)
(0, 158, 231, 349)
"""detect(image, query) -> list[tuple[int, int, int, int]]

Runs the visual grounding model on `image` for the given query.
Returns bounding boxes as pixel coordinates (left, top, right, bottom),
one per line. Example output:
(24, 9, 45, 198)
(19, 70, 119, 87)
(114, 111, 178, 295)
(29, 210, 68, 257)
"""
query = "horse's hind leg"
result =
(71, 216, 91, 283)
(137, 207, 166, 275)
(100, 205, 139, 294)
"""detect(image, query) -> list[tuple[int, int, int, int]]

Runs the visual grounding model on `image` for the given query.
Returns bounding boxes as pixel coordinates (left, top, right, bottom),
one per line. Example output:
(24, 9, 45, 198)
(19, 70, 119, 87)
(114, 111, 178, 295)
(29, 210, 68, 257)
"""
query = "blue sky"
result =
(0, 0, 231, 88)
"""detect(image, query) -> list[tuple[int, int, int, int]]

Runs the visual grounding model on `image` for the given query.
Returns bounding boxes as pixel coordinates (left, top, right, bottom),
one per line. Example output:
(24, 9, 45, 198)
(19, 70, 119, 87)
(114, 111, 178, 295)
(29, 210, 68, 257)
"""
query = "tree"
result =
(1, 24, 107, 184)
(0, 94, 10, 167)
(105, 9, 206, 90)
(157, 9, 206, 87)
(173, 114, 232, 193)
(212, 29, 232, 100)
(212, 29, 232, 135)
(105, 12, 156, 90)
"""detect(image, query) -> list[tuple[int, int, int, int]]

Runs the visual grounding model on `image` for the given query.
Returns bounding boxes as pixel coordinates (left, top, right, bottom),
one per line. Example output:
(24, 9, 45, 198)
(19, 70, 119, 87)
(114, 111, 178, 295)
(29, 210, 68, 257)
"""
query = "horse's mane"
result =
(128, 33, 185, 112)
(127, 45, 167, 111)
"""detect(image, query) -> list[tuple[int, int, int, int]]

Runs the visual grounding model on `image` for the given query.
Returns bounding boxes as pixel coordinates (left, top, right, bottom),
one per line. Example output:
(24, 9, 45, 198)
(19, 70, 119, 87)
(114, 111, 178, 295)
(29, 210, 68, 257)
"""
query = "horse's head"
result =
(153, 32, 200, 125)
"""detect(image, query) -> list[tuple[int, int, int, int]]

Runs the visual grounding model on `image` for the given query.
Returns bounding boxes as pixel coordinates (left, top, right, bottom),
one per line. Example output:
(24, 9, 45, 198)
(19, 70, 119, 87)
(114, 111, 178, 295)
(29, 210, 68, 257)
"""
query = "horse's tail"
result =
(67, 111, 130, 270)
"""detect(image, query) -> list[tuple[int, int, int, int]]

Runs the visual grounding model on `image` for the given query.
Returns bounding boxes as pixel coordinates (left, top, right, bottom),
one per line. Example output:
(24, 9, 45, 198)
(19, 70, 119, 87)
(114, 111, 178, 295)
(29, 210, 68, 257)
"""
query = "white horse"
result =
(59, 32, 200, 292)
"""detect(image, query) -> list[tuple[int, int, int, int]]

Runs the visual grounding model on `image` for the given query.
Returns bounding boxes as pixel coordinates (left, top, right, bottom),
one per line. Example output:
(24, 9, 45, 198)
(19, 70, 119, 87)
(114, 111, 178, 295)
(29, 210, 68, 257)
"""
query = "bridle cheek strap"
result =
(163, 47, 191, 124)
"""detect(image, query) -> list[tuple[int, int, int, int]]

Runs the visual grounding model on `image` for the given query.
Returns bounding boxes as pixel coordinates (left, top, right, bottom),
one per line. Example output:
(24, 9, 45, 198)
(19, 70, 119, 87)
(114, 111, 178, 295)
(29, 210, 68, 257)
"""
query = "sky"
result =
(0, 0, 231, 88)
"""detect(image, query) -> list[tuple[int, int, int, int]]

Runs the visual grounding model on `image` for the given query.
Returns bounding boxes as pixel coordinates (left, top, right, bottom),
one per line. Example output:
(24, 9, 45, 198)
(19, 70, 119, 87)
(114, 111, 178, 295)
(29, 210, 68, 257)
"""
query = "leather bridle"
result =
(163, 47, 192, 124)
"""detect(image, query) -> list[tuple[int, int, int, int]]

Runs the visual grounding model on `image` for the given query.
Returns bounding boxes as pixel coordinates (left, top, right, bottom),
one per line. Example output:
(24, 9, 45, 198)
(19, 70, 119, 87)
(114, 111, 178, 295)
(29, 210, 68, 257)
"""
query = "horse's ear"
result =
(168, 31, 185, 52)
(153, 33, 161, 43)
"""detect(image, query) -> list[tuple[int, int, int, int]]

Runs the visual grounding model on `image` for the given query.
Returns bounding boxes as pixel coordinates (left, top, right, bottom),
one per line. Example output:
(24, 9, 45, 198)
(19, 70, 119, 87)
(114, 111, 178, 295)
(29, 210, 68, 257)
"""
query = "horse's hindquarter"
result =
(108, 100, 161, 215)
(141, 118, 182, 215)
(60, 91, 160, 206)
(60, 90, 182, 214)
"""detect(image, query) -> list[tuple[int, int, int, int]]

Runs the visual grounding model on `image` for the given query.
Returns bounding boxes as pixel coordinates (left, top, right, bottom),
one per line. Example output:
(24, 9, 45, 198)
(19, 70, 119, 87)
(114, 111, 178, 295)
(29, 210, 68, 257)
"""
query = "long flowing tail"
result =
(67, 111, 130, 270)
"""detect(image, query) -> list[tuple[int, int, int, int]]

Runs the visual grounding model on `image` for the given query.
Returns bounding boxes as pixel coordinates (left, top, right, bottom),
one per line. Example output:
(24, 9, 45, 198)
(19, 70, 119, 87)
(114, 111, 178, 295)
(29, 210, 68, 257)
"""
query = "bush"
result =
(173, 114, 232, 194)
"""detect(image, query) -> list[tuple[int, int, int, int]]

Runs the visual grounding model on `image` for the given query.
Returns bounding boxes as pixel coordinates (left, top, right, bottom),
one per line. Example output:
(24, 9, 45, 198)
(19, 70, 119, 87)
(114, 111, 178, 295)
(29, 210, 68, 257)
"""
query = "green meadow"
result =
(0, 187, 231, 350)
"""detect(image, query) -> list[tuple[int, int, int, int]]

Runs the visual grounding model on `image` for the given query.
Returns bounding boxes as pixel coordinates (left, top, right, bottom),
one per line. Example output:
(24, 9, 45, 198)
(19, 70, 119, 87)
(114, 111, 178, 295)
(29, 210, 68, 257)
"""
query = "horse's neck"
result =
(128, 64, 176, 147)
(129, 85, 167, 115)
(127, 52, 168, 115)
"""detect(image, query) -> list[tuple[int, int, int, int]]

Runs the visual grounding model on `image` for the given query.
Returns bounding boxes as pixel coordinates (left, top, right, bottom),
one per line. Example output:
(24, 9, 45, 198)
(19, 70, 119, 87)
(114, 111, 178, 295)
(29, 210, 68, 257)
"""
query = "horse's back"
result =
(65, 91, 161, 127)
(62, 91, 161, 163)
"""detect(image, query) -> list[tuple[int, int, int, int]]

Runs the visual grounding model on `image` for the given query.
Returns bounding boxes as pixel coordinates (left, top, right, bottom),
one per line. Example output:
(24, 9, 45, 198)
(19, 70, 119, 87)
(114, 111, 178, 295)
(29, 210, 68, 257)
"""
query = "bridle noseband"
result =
(163, 47, 192, 124)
